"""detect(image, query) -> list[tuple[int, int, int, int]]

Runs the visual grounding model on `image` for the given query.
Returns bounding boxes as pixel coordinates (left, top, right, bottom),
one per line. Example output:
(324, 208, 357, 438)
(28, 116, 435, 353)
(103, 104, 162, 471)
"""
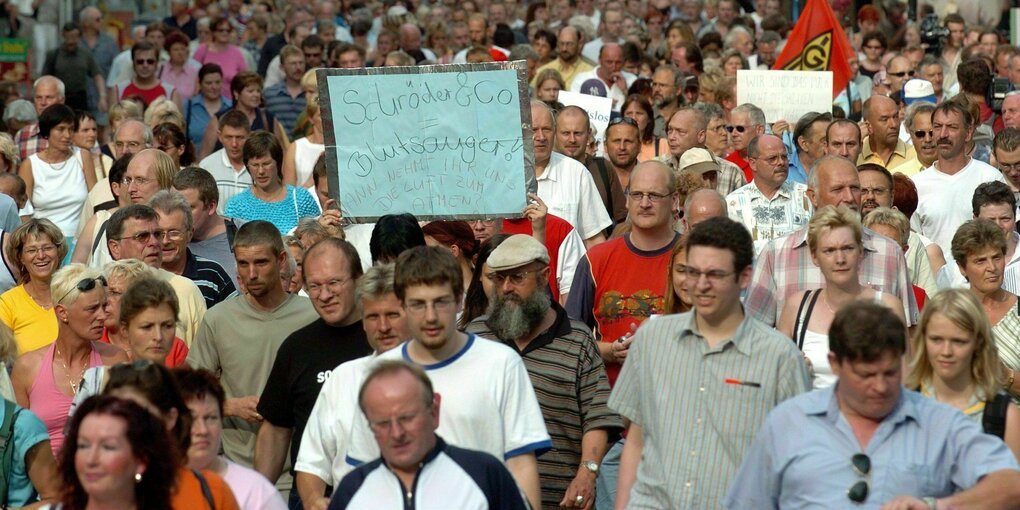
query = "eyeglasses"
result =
(23, 244, 58, 257)
(847, 453, 871, 503)
(683, 266, 735, 283)
(627, 191, 673, 203)
(161, 229, 187, 241)
(999, 161, 1020, 173)
(305, 277, 352, 297)
(114, 141, 143, 151)
(887, 70, 915, 78)
(753, 154, 789, 165)
(913, 129, 934, 139)
(56, 276, 107, 304)
(608, 116, 639, 128)
(117, 230, 167, 244)
(725, 125, 749, 133)
(485, 269, 540, 286)
(405, 297, 458, 315)
(122, 176, 153, 187)
(368, 406, 431, 435)
(134, 58, 156, 65)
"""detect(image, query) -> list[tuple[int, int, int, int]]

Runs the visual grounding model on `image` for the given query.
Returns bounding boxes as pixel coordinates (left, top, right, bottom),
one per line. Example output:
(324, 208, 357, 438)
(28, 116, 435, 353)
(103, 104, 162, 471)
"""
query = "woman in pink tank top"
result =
(10, 264, 129, 455)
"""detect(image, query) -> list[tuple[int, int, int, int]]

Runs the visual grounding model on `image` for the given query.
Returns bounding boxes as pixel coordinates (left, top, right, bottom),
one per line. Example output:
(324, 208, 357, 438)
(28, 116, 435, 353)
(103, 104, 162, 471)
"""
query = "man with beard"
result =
(745, 156, 917, 327)
(343, 246, 550, 510)
(295, 263, 411, 510)
(533, 26, 593, 90)
(555, 106, 627, 227)
(911, 99, 1005, 264)
(187, 220, 319, 470)
(466, 234, 622, 510)
(651, 65, 683, 140)
(604, 116, 640, 190)
(858, 95, 916, 169)
(566, 161, 681, 508)
(891, 102, 938, 176)
(725, 135, 811, 255)
(858, 163, 937, 297)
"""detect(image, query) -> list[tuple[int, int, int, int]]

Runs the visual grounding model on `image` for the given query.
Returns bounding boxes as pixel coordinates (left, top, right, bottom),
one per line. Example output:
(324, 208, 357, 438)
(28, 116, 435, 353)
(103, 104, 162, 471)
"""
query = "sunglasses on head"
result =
(848, 453, 871, 504)
(608, 116, 638, 127)
(56, 276, 107, 304)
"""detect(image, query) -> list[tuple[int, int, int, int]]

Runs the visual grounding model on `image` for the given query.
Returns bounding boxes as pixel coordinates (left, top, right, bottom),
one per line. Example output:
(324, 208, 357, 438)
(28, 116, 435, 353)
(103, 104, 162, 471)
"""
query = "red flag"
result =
(772, 0, 855, 99)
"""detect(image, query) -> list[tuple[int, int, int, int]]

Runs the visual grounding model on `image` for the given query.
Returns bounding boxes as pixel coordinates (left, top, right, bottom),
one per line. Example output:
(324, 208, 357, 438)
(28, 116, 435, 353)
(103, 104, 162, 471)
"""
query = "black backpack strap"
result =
(0, 399, 19, 507)
(225, 219, 238, 251)
(91, 219, 110, 260)
(794, 290, 821, 350)
(190, 468, 217, 510)
(982, 392, 1011, 439)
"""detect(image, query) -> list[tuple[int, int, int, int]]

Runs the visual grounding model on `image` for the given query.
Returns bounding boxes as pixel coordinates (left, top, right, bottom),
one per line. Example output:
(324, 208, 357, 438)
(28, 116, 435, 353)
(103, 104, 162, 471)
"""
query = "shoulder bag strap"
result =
(91, 219, 109, 258)
(593, 157, 613, 219)
(796, 290, 821, 350)
(190, 468, 216, 510)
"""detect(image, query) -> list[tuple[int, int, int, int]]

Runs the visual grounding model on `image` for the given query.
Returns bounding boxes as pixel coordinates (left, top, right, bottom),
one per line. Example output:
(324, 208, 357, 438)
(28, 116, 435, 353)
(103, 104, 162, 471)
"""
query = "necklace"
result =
(821, 290, 836, 314)
(55, 344, 90, 395)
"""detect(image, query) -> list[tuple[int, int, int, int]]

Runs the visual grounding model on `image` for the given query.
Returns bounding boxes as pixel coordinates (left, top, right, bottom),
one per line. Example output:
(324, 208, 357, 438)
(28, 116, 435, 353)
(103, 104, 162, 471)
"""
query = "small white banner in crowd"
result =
(556, 90, 613, 157)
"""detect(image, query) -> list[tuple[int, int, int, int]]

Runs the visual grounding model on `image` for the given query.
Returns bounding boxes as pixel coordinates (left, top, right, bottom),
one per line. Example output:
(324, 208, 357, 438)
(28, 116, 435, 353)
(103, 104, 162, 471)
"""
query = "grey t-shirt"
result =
(190, 229, 236, 285)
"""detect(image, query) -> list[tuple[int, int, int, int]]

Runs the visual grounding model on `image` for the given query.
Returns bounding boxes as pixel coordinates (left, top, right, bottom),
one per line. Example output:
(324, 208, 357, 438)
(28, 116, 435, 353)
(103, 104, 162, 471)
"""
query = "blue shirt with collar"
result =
(724, 384, 1020, 509)
(781, 130, 808, 185)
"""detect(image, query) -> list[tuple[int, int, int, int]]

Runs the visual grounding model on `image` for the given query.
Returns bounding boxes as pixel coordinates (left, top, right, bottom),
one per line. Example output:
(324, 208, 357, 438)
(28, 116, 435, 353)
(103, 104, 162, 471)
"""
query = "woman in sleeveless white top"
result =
(283, 97, 325, 190)
(777, 206, 906, 389)
(17, 107, 97, 239)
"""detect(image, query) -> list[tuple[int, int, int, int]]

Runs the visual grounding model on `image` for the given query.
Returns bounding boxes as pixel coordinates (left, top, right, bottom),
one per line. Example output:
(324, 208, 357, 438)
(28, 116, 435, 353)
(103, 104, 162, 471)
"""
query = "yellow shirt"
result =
(858, 137, 917, 170)
(532, 58, 595, 90)
(889, 156, 927, 177)
(156, 269, 207, 347)
(0, 284, 57, 354)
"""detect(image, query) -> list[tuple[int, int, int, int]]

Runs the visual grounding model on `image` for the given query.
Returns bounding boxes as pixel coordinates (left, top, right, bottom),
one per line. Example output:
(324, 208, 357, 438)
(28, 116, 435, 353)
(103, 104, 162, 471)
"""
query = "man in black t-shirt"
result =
(254, 238, 373, 505)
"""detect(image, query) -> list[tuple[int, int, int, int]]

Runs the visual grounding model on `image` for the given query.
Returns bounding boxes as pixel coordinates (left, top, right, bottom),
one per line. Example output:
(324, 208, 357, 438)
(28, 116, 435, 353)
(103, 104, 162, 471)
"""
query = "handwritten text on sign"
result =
(736, 70, 832, 124)
(318, 62, 535, 222)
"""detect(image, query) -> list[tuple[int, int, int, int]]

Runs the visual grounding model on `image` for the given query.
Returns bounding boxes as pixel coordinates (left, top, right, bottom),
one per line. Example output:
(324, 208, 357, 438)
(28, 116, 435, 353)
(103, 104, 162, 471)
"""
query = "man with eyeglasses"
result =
(467, 235, 622, 510)
(296, 263, 411, 509)
(149, 190, 236, 309)
(884, 56, 915, 100)
(891, 101, 938, 177)
(611, 216, 809, 509)
(111, 40, 179, 108)
(726, 301, 1020, 510)
(994, 128, 1020, 203)
(344, 246, 550, 510)
(566, 161, 680, 505)
(330, 360, 529, 509)
(858, 95, 915, 169)
(724, 103, 767, 183)
(254, 238, 372, 507)
(746, 156, 917, 327)
(105, 204, 207, 346)
(188, 220, 318, 472)
(725, 134, 811, 255)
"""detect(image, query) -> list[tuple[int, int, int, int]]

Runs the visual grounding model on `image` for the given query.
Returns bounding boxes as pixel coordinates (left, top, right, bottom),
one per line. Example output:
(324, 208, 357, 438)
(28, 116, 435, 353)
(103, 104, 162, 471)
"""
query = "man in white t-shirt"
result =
(569, 43, 636, 113)
(343, 247, 551, 510)
(911, 100, 1005, 263)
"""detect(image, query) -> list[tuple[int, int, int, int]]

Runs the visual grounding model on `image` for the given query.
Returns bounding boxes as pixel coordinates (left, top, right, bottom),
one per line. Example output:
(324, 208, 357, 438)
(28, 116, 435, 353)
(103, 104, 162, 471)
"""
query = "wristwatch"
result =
(582, 460, 599, 474)
(923, 497, 937, 510)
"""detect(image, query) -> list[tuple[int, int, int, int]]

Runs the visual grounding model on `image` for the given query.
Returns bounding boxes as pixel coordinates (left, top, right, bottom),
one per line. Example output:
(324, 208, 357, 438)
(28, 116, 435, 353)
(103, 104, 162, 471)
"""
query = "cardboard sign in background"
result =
(317, 62, 536, 222)
(736, 70, 833, 124)
(556, 90, 613, 157)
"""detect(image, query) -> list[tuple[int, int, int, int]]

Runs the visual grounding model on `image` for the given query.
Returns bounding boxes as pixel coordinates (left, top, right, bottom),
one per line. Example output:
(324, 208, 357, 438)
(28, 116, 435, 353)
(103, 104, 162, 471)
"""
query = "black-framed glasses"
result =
(485, 269, 541, 286)
(913, 129, 933, 139)
(887, 70, 915, 78)
(848, 453, 871, 504)
(134, 58, 156, 65)
(725, 125, 749, 133)
(56, 276, 107, 304)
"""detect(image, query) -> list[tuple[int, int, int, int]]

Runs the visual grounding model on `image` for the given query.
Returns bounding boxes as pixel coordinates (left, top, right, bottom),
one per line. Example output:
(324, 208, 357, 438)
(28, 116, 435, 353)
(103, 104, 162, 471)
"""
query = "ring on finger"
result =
(575, 495, 584, 504)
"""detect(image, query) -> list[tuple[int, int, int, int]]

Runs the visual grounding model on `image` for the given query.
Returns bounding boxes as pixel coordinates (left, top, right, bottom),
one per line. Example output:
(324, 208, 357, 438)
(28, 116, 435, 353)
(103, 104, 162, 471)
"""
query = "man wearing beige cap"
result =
(725, 135, 811, 254)
(662, 107, 746, 195)
(467, 234, 622, 510)
(678, 147, 722, 190)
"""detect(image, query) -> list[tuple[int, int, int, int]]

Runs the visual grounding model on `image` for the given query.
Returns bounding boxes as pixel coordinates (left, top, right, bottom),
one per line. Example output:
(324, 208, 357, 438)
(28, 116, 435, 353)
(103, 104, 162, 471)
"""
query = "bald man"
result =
(683, 188, 728, 232)
(858, 95, 916, 169)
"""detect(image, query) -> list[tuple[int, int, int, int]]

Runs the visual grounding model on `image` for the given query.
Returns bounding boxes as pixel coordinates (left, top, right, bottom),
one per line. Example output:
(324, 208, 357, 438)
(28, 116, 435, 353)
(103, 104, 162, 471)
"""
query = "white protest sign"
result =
(556, 90, 613, 157)
(736, 70, 832, 124)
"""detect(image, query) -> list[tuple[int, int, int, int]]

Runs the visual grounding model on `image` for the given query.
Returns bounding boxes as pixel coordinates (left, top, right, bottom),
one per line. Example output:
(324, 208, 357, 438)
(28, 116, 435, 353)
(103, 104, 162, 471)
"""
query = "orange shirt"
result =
(172, 467, 240, 510)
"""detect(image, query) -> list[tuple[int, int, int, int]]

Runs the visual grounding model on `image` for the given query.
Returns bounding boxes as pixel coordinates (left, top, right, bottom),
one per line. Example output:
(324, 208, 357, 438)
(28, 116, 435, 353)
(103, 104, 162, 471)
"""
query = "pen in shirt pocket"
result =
(724, 378, 761, 388)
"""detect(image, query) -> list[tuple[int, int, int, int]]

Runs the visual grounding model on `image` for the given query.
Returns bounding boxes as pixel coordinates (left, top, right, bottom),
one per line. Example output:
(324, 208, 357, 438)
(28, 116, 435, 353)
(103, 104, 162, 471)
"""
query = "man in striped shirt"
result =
(609, 216, 810, 509)
(467, 234, 622, 510)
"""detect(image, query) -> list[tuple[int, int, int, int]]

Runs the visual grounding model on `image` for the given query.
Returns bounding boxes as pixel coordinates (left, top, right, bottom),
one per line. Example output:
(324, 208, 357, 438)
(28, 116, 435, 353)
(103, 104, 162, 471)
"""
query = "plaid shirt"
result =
(15, 123, 44, 161)
(660, 151, 747, 196)
(745, 226, 919, 327)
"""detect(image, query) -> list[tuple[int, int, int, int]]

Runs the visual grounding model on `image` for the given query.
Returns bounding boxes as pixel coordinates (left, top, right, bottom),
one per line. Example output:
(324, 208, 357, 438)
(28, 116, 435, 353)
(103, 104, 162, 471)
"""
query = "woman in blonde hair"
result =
(283, 95, 324, 191)
(907, 288, 1020, 460)
(0, 131, 18, 173)
(777, 205, 904, 388)
(0, 219, 68, 353)
(144, 96, 186, 131)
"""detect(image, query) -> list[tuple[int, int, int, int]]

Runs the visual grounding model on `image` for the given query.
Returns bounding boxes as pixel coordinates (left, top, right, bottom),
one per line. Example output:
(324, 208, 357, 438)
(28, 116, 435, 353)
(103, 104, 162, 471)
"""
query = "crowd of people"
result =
(0, 0, 1018, 509)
